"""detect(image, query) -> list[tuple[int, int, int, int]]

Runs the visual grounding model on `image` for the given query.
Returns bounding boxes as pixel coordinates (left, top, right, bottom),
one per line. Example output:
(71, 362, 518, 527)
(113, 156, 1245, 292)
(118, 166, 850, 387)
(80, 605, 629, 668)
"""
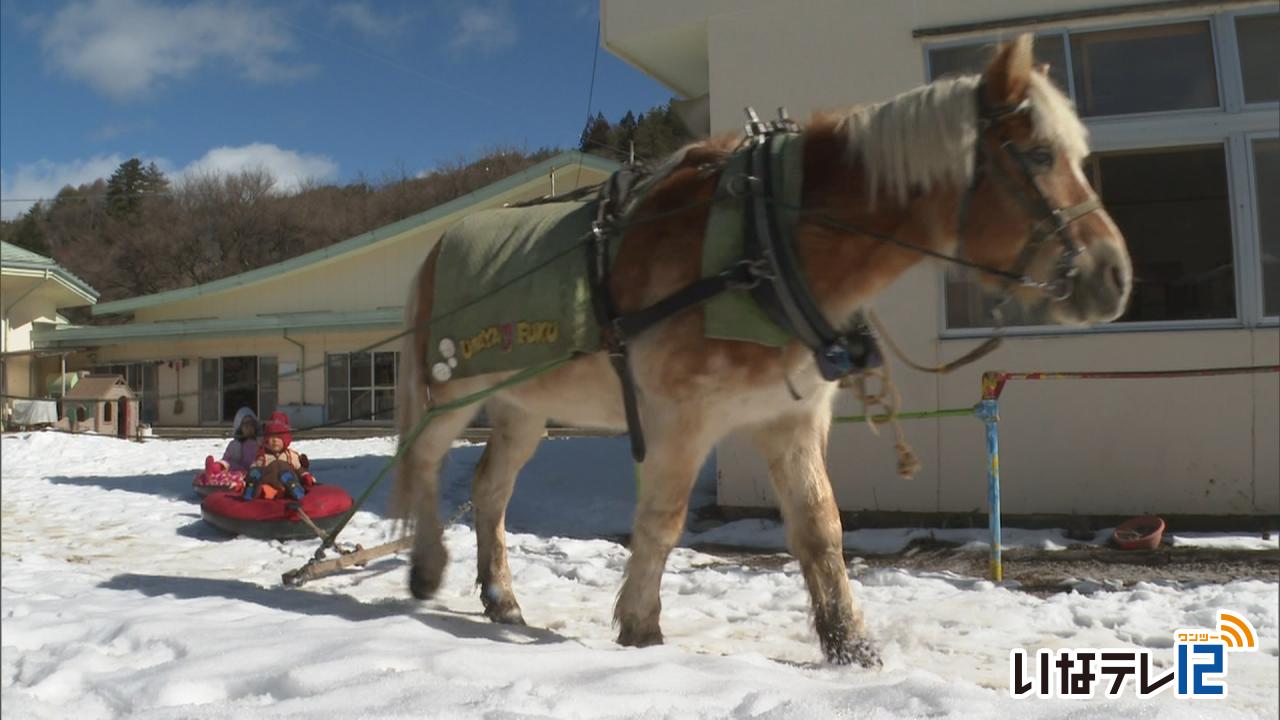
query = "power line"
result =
(574, 18, 603, 190)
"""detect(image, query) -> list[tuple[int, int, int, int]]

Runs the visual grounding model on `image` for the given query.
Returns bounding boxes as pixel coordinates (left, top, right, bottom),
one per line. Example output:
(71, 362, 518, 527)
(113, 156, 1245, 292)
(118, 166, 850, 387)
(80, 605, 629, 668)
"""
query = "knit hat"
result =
(263, 411, 293, 448)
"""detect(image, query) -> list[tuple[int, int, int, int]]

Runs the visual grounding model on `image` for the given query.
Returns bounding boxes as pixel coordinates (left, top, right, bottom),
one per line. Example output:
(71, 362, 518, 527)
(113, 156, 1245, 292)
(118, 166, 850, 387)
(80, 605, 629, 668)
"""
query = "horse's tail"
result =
(390, 261, 427, 525)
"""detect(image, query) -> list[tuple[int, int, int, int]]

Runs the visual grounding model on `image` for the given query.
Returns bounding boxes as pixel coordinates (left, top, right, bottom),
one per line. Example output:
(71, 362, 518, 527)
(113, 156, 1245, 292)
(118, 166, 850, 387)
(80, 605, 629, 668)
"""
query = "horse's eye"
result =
(1024, 146, 1055, 169)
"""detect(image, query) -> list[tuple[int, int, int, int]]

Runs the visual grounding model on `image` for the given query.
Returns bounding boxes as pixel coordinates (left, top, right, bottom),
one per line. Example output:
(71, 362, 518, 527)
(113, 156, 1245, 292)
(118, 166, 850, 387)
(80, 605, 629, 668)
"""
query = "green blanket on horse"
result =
(426, 200, 603, 382)
(426, 137, 804, 383)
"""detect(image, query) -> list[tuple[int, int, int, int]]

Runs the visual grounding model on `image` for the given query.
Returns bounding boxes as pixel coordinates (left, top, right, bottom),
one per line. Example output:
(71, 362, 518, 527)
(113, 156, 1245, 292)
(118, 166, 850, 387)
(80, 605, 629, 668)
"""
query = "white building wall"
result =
(655, 0, 1280, 515)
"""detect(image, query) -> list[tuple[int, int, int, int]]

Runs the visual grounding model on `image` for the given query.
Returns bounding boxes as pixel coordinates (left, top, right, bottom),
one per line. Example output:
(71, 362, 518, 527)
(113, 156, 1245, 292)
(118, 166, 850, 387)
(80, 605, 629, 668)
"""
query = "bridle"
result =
(957, 82, 1104, 303)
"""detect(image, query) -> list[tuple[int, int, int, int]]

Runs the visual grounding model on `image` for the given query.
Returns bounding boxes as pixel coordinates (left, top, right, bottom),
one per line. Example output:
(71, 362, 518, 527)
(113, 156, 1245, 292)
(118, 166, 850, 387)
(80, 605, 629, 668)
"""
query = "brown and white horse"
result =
(392, 36, 1131, 666)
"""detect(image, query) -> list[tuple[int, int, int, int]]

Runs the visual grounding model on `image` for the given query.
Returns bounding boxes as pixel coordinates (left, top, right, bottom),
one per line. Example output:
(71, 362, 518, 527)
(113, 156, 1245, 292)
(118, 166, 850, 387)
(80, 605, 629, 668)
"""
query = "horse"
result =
(391, 35, 1132, 667)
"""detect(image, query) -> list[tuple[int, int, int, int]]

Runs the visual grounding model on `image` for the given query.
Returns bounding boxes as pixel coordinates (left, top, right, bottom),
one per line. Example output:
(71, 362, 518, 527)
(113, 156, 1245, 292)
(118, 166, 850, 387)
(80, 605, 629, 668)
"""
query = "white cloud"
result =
(177, 144, 338, 193)
(447, 4, 517, 55)
(0, 154, 127, 219)
(1, 144, 338, 219)
(40, 0, 313, 100)
(329, 2, 405, 39)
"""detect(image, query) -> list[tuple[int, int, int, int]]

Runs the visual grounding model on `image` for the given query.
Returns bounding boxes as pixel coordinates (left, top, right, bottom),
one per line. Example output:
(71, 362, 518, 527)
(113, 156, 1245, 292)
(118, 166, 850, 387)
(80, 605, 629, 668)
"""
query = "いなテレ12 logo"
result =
(1010, 609, 1259, 699)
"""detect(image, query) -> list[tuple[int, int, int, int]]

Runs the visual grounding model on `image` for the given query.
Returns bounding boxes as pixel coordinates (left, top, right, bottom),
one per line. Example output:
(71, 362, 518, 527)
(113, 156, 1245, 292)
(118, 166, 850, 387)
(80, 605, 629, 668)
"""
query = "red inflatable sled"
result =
(201, 485, 353, 540)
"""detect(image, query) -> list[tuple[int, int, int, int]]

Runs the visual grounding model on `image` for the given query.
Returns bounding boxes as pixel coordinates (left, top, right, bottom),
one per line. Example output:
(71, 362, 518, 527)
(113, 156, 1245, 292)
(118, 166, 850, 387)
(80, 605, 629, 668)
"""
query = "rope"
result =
(867, 308, 1002, 375)
(290, 504, 333, 544)
(844, 355, 921, 480)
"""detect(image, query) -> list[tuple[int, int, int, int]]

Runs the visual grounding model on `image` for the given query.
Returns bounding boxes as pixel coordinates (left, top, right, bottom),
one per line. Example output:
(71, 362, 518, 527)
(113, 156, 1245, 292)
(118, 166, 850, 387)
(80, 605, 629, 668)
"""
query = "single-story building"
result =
(32, 152, 619, 430)
(1, 241, 100, 427)
(601, 0, 1278, 518)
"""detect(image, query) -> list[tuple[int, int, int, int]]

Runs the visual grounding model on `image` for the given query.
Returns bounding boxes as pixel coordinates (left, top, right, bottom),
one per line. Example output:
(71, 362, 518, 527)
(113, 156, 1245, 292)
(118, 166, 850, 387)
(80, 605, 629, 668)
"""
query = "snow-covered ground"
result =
(2, 431, 1276, 719)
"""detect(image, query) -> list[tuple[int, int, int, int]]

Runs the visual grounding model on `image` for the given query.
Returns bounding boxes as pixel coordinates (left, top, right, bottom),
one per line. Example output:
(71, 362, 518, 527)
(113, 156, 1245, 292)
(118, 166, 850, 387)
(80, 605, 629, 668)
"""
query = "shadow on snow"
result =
(99, 571, 571, 646)
(49, 436, 717, 542)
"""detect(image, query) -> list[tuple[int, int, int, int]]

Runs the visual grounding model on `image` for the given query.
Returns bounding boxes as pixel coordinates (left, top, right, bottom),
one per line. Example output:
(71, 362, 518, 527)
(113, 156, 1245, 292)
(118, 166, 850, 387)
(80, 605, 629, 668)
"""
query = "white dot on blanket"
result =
(431, 362, 452, 382)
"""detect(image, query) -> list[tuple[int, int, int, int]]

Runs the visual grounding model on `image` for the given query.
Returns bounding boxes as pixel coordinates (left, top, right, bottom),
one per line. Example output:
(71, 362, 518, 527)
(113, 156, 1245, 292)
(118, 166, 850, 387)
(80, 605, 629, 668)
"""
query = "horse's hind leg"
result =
(471, 397, 546, 624)
(401, 402, 480, 601)
(749, 409, 880, 668)
(615, 410, 712, 648)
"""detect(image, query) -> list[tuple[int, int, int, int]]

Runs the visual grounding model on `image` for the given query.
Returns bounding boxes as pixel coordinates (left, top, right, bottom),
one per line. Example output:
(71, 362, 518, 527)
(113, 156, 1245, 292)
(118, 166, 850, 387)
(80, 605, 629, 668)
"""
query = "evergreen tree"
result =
(105, 158, 168, 218)
(579, 112, 611, 157)
(607, 111, 638, 163)
(1, 210, 51, 256)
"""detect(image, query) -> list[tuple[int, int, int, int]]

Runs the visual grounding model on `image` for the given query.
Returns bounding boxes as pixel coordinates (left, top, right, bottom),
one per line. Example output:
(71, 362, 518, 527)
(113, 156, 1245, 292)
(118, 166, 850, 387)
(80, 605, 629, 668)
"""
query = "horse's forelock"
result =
(1026, 71, 1090, 163)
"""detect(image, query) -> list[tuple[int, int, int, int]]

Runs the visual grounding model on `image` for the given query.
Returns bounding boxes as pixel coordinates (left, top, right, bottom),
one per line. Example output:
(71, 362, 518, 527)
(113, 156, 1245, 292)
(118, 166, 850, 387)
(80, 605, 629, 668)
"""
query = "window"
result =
(1069, 22, 1219, 116)
(1236, 14, 1280, 104)
(102, 401, 112, 423)
(1088, 145, 1235, 322)
(929, 10, 1278, 331)
(258, 356, 278, 419)
(326, 351, 398, 424)
(326, 354, 349, 423)
(200, 358, 220, 424)
(928, 33, 1069, 92)
(1253, 137, 1280, 317)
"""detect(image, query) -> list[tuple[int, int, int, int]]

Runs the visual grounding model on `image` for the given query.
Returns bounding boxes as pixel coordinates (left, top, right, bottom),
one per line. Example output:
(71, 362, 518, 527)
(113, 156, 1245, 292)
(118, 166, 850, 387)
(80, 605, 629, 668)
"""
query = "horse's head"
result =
(960, 34, 1132, 325)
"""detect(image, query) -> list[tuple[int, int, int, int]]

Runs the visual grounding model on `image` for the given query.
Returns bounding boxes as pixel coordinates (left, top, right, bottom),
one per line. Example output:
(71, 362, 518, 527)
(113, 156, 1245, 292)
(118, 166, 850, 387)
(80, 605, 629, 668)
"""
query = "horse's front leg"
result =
(614, 408, 711, 648)
(750, 407, 881, 668)
(471, 398, 546, 625)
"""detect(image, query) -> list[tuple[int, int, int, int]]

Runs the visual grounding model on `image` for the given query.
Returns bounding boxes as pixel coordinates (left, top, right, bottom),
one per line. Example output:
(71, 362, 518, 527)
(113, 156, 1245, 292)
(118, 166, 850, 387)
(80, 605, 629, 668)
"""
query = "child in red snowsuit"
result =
(241, 412, 314, 501)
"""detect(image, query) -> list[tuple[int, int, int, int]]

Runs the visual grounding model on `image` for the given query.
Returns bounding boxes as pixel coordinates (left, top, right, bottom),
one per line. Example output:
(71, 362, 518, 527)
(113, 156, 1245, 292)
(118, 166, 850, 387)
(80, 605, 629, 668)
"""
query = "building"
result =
(1, 241, 100, 426)
(32, 152, 618, 431)
(602, 0, 1278, 518)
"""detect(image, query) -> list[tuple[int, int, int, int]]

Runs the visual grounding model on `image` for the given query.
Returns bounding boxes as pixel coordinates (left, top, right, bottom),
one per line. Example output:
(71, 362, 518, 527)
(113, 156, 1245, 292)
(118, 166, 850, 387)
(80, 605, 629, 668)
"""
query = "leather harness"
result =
(586, 110, 881, 463)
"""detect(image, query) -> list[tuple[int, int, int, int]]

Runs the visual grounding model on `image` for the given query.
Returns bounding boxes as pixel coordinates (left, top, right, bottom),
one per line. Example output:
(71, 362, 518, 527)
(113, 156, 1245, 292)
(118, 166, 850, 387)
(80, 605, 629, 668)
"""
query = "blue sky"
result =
(0, 0, 674, 219)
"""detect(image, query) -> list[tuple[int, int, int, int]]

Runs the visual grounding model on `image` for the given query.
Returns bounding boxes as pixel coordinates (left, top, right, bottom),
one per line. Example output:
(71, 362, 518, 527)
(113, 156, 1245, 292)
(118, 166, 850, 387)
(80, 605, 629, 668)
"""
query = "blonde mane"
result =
(841, 71, 1089, 205)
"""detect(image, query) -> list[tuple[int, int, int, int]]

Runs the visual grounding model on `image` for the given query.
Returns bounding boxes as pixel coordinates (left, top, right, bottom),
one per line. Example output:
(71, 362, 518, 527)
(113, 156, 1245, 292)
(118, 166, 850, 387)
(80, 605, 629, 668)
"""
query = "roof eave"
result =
(32, 309, 405, 349)
(1, 264, 100, 304)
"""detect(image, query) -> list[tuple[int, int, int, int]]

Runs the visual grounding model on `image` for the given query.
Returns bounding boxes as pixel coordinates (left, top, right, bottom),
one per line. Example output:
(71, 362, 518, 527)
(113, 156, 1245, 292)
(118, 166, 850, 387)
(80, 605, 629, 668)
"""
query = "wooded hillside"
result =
(1, 103, 692, 304)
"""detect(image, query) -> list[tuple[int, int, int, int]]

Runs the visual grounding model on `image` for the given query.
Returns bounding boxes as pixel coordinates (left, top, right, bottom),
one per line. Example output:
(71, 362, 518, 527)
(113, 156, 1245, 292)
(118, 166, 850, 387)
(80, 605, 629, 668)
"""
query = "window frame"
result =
(1226, 7, 1280, 112)
(325, 350, 399, 426)
(924, 7, 1280, 338)
(1243, 130, 1280, 324)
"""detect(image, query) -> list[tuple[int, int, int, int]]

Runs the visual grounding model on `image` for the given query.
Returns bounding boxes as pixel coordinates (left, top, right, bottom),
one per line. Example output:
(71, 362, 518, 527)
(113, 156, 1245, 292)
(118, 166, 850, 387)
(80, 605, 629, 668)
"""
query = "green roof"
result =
(1, 241, 100, 303)
(32, 308, 404, 348)
(91, 151, 619, 317)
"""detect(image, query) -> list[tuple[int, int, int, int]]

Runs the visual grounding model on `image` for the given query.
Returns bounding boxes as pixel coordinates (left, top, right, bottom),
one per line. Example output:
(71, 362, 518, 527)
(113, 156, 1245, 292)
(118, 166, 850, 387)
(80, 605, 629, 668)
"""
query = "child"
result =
(241, 412, 314, 501)
(204, 407, 259, 477)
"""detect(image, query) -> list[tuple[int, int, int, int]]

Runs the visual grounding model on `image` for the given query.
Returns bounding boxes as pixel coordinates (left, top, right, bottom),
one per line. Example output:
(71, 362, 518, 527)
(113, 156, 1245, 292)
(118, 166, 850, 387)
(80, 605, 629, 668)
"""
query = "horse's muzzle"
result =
(1047, 238, 1132, 325)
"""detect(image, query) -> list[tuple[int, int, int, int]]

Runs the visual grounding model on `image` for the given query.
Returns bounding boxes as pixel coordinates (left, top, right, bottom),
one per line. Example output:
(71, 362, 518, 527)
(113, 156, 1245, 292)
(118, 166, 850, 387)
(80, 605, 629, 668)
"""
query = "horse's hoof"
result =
(480, 587, 526, 625)
(826, 636, 882, 668)
(617, 626, 664, 648)
(409, 564, 441, 600)
(484, 604, 527, 626)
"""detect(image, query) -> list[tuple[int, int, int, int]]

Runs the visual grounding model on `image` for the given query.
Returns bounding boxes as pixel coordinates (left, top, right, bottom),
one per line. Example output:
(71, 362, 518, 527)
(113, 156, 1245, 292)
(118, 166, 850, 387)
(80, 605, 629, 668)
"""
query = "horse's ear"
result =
(983, 34, 1034, 107)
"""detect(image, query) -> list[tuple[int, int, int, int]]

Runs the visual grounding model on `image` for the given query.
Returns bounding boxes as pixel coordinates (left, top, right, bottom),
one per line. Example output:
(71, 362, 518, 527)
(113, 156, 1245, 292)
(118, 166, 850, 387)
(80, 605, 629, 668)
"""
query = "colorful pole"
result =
(978, 371, 1008, 582)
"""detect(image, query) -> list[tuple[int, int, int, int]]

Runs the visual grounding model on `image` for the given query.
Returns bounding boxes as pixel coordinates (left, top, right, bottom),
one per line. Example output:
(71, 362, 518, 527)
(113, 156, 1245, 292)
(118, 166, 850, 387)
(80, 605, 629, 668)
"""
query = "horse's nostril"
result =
(1109, 265, 1124, 293)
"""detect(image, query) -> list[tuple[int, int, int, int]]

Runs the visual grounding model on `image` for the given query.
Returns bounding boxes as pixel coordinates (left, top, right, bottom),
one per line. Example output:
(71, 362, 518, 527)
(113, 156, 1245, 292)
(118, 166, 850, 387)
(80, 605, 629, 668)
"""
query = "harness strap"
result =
(742, 131, 881, 381)
(587, 167, 648, 462)
(614, 260, 767, 339)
